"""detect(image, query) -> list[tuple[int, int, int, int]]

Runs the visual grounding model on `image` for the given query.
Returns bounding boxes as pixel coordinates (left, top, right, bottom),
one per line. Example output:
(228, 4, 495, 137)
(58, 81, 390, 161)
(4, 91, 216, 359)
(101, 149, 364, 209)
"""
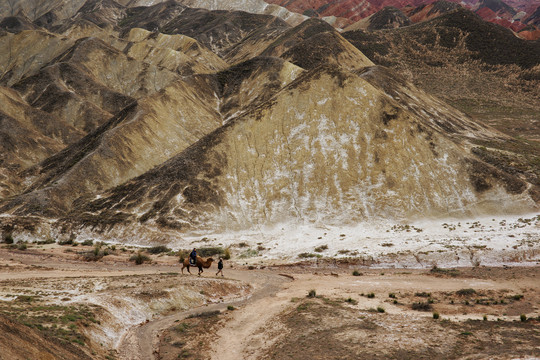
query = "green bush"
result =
(130, 251, 150, 265)
(433, 312, 440, 319)
(456, 288, 476, 296)
(147, 245, 171, 254)
(412, 302, 432, 311)
(314, 245, 328, 252)
(307, 290, 317, 298)
(345, 297, 358, 305)
(377, 307, 385, 313)
(227, 305, 235, 311)
(367, 293, 375, 298)
(298, 252, 319, 258)
(198, 247, 225, 257)
(520, 314, 527, 322)
(3, 234, 14, 244)
(81, 240, 94, 246)
(352, 270, 362, 276)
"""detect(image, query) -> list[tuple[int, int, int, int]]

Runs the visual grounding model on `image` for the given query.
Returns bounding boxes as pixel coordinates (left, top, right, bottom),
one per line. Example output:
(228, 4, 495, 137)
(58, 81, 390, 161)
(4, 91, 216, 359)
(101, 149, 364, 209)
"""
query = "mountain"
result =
(346, 6, 412, 31)
(403, 0, 460, 23)
(62, 63, 535, 236)
(0, 0, 538, 242)
(263, 0, 540, 39)
(343, 7, 540, 143)
(525, 6, 540, 27)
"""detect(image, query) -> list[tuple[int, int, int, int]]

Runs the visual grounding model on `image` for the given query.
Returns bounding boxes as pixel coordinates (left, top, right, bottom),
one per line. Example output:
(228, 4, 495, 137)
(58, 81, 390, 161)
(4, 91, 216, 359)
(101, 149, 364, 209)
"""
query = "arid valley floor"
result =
(0, 239, 539, 360)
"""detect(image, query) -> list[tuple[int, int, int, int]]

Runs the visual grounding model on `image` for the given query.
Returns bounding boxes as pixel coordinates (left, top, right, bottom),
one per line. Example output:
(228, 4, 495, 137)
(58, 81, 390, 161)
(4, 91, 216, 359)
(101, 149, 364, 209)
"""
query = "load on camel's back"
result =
(181, 256, 214, 275)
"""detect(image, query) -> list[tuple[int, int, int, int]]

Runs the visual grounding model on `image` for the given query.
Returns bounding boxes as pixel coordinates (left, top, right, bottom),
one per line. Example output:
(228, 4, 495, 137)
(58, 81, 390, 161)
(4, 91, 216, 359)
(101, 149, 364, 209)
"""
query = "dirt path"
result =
(117, 270, 288, 360)
(207, 270, 540, 360)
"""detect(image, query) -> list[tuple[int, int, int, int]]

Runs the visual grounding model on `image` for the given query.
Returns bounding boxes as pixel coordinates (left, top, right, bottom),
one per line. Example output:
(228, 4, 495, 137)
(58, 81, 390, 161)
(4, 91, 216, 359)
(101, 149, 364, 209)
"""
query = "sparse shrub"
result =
(130, 251, 150, 265)
(227, 305, 235, 311)
(37, 238, 55, 245)
(314, 245, 328, 252)
(298, 252, 319, 258)
(187, 310, 220, 319)
(147, 245, 171, 254)
(223, 247, 231, 260)
(389, 293, 396, 299)
(433, 312, 440, 319)
(520, 314, 527, 322)
(510, 294, 524, 301)
(239, 249, 258, 259)
(198, 247, 225, 257)
(58, 238, 73, 246)
(307, 290, 317, 298)
(430, 266, 460, 277)
(367, 293, 375, 298)
(428, 298, 434, 304)
(412, 302, 432, 311)
(415, 292, 431, 297)
(352, 270, 362, 276)
(377, 307, 385, 313)
(345, 297, 358, 305)
(483, 315, 488, 321)
(174, 323, 191, 333)
(81, 240, 94, 246)
(3, 233, 14, 244)
(79, 243, 109, 261)
(17, 242, 27, 250)
(237, 242, 249, 248)
(456, 288, 477, 296)
(393, 300, 398, 304)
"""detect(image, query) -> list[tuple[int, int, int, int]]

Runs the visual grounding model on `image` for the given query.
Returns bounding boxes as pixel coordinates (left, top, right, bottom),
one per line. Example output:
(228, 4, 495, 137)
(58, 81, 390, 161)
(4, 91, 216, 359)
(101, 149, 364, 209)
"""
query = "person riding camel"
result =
(189, 248, 197, 266)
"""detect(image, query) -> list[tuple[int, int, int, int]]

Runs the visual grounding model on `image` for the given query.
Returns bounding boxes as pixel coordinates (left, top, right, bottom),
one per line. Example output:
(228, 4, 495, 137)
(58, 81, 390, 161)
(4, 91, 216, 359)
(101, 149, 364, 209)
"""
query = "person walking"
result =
(216, 258, 224, 277)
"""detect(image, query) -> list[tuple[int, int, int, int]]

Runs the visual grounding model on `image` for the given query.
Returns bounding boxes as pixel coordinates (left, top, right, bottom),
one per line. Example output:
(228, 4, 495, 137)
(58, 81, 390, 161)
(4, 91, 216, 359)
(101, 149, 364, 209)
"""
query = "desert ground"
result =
(0, 239, 539, 360)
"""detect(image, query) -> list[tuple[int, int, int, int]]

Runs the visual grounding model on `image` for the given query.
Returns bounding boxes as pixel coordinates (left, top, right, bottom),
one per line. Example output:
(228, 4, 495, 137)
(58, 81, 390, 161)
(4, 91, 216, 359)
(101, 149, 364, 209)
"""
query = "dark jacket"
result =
(218, 260, 223, 269)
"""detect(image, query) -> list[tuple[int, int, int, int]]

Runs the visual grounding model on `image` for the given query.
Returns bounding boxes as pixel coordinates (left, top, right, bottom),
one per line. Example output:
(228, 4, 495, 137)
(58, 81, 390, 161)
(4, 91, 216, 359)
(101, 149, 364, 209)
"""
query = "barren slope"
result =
(65, 65, 536, 237)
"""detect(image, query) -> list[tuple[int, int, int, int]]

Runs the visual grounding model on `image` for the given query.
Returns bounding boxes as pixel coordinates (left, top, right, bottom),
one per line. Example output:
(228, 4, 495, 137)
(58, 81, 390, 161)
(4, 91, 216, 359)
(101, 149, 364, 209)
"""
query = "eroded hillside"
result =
(0, 0, 538, 243)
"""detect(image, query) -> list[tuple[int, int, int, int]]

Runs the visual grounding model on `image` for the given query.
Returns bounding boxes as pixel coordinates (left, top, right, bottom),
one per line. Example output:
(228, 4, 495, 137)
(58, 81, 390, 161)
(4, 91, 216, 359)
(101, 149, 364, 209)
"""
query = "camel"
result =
(181, 256, 214, 276)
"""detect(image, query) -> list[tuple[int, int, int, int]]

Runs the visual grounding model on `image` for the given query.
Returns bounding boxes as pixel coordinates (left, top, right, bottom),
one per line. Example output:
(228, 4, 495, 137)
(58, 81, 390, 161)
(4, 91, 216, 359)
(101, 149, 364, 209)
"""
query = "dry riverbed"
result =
(0, 243, 539, 360)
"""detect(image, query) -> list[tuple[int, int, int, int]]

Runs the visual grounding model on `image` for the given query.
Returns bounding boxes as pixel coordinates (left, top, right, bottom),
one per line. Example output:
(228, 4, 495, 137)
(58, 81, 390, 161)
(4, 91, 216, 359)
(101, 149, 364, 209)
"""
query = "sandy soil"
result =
(0, 243, 539, 360)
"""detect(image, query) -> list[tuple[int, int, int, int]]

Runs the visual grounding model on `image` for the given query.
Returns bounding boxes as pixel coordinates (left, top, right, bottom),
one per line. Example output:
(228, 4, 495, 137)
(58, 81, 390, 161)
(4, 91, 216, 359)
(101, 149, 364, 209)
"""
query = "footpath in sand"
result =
(0, 244, 539, 359)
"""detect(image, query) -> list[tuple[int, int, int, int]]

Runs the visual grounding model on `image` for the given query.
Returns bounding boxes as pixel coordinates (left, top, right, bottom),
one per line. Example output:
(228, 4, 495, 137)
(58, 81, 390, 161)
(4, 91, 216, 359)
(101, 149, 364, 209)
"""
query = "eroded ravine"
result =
(116, 270, 289, 360)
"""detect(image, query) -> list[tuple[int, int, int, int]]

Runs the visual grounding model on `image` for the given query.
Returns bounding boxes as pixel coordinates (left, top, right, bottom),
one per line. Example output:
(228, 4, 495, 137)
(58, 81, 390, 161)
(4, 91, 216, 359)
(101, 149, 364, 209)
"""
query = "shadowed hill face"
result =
(405, 0, 460, 22)
(366, 6, 412, 30)
(0, 15, 39, 32)
(13, 62, 134, 132)
(160, 8, 290, 56)
(525, 6, 540, 27)
(346, 6, 412, 31)
(65, 65, 536, 234)
(0, 86, 83, 198)
(344, 8, 540, 69)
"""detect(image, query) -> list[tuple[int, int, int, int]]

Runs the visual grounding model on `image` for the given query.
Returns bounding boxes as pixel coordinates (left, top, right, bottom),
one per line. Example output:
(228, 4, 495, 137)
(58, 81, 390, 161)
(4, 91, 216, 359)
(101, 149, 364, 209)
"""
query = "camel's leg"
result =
(198, 266, 203, 276)
(181, 265, 184, 274)
(187, 266, 191, 274)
